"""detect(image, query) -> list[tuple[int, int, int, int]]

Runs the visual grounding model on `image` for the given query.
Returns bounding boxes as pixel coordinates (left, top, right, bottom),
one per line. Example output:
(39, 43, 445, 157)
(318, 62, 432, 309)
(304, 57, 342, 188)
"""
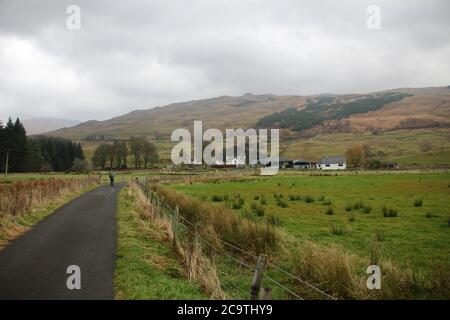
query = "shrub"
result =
(323, 199, 332, 206)
(448, 218, 450, 228)
(353, 201, 365, 210)
(368, 159, 381, 170)
(363, 205, 372, 214)
(425, 212, 435, 218)
(260, 195, 267, 205)
(375, 230, 385, 242)
(305, 195, 315, 203)
(277, 199, 288, 208)
(382, 206, 398, 217)
(325, 207, 334, 215)
(267, 214, 282, 226)
(289, 194, 296, 201)
(223, 194, 230, 201)
(345, 203, 352, 212)
(231, 202, 241, 209)
(318, 195, 325, 201)
(348, 214, 355, 222)
(71, 158, 91, 173)
(255, 207, 265, 217)
(388, 209, 398, 218)
(253, 195, 260, 200)
(413, 199, 423, 207)
(331, 223, 345, 235)
(232, 198, 245, 209)
(211, 195, 223, 202)
(250, 202, 257, 210)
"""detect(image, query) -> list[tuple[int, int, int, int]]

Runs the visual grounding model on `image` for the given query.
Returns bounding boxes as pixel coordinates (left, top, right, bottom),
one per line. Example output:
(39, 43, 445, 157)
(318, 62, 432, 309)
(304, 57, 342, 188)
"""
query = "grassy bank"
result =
(0, 177, 100, 249)
(114, 186, 207, 299)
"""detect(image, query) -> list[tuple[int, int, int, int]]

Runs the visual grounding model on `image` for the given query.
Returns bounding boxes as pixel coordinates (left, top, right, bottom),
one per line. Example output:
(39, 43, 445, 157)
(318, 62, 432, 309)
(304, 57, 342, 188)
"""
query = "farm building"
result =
(293, 159, 314, 169)
(316, 156, 346, 170)
(264, 157, 293, 168)
(380, 162, 398, 169)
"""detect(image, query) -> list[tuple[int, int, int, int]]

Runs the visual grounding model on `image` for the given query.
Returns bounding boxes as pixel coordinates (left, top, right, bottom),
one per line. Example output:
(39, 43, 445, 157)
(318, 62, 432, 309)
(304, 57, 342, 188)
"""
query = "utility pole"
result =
(5, 149, 9, 176)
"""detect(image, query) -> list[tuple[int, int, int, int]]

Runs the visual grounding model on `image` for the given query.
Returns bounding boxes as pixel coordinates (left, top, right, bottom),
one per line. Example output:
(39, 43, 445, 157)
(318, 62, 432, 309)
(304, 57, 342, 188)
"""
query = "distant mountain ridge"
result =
(45, 86, 450, 141)
(23, 118, 81, 136)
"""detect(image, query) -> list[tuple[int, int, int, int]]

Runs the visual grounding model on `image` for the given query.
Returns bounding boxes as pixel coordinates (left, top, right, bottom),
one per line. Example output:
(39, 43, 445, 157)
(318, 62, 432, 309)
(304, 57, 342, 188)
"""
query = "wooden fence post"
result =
(172, 205, 179, 247)
(250, 254, 267, 300)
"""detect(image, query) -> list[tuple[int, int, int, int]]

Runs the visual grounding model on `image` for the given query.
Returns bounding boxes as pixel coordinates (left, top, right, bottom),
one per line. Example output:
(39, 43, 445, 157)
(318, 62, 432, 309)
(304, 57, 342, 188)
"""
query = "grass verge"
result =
(114, 186, 207, 299)
(0, 182, 99, 249)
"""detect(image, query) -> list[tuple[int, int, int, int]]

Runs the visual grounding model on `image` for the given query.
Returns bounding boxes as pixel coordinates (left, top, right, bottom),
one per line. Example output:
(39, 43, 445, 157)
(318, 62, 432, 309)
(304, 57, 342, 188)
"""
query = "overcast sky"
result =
(0, 0, 449, 121)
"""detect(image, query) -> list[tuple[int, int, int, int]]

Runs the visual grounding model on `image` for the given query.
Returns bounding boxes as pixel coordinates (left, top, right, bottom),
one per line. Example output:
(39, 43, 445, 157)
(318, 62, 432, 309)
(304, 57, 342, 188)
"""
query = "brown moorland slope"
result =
(46, 87, 450, 165)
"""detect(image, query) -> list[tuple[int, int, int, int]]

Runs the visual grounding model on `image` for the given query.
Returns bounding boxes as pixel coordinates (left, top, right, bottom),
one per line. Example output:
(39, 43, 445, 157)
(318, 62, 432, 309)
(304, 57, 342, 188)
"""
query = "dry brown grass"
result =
(0, 176, 100, 246)
(149, 184, 279, 257)
(0, 176, 100, 217)
(132, 183, 226, 299)
(286, 241, 450, 300)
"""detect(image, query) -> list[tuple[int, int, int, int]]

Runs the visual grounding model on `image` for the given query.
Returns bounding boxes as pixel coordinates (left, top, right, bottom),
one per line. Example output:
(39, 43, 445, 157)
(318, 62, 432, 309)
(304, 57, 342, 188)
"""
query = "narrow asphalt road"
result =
(0, 184, 123, 300)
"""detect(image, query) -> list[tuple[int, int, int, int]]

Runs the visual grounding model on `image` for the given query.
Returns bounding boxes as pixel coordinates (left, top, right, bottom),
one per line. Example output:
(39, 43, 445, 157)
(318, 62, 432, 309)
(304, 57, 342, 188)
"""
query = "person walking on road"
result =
(109, 171, 116, 186)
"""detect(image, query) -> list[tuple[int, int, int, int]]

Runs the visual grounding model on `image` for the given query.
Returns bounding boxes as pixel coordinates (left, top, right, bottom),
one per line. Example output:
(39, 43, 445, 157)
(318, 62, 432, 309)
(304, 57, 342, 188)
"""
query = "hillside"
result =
(46, 87, 450, 166)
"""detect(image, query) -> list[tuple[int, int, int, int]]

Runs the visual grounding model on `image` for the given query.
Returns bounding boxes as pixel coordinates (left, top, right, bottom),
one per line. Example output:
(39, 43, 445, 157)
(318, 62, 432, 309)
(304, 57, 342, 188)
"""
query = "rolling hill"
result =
(46, 87, 450, 166)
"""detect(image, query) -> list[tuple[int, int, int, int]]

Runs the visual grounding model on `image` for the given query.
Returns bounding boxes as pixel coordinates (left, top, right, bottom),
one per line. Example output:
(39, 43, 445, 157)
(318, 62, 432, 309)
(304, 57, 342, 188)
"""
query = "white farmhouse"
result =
(316, 156, 346, 170)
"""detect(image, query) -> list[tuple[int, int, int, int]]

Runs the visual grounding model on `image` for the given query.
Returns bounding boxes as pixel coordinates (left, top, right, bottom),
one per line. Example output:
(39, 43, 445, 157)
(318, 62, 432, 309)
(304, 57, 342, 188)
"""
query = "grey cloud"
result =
(0, 0, 449, 121)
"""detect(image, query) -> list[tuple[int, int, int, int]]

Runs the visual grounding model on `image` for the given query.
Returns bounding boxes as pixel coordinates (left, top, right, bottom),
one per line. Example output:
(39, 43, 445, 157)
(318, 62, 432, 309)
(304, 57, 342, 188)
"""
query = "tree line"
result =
(0, 118, 84, 173)
(92, 137, 158, 169)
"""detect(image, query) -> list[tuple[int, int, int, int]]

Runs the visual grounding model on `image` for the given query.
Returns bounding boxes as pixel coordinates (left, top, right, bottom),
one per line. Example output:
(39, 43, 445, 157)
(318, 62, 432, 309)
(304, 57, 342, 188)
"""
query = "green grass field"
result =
(168, 172, 450, 273)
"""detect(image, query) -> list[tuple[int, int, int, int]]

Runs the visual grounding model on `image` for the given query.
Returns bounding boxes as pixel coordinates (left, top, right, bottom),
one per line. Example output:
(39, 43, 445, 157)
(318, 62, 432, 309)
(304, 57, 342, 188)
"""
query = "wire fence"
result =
(135, 177, 337, 300)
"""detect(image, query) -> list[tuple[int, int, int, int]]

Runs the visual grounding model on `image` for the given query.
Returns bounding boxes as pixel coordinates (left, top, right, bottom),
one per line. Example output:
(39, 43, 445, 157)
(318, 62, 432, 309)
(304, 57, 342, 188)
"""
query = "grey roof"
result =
(318, 156, 346, 165)
(293, 159, 311, 163)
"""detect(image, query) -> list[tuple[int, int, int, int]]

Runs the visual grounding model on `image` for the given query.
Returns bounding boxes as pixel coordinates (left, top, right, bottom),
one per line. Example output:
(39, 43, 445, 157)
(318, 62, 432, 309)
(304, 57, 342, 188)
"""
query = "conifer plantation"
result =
(0, 118, 84, 173)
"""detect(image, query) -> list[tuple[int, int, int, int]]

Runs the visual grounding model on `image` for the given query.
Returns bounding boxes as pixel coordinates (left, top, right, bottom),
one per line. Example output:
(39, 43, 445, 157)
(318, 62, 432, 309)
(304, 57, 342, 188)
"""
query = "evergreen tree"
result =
(0, 119, 5, 172)
(4, 118, 28, 172)
(26, 139, 44, 172)
(0, 116, 85, 173)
